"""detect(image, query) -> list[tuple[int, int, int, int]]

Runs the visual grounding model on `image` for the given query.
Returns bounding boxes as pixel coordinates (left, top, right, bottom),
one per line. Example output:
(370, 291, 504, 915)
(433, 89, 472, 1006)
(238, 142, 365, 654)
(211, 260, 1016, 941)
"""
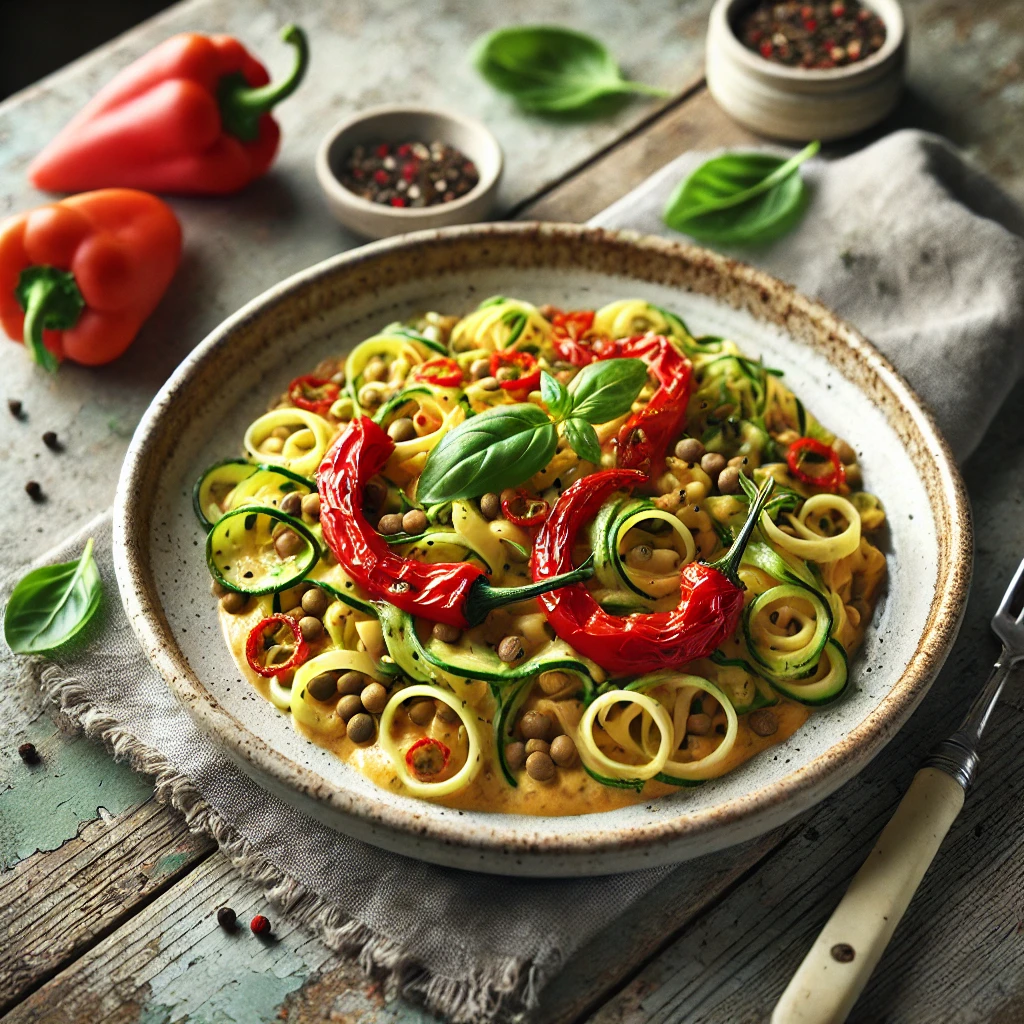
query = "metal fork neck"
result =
(923, 653, 1015, 794)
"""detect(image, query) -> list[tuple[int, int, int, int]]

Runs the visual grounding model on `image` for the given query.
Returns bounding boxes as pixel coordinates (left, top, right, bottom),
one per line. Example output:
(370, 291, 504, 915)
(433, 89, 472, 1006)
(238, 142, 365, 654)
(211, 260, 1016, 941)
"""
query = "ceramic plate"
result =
(113, 223, 971, 876)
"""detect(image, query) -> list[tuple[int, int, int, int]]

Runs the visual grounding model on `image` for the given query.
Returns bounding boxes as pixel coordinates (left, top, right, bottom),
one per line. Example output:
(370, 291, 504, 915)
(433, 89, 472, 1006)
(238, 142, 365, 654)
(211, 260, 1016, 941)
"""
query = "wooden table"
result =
(1, 1, 1022, 1021)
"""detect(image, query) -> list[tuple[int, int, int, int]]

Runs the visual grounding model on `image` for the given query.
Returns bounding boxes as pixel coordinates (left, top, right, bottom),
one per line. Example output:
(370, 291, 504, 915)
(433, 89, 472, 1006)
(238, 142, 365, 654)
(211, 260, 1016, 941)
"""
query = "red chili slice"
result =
(550, 309, 599, 366)
(490, 350, 541, 392)
(500, 487, 550, 527)
(405, 736, 451, 777)
(413, 357, 462, 388)
(786, 437, 846, 492)
(288, 375, 340, 416)
(245, 614, 310, 678)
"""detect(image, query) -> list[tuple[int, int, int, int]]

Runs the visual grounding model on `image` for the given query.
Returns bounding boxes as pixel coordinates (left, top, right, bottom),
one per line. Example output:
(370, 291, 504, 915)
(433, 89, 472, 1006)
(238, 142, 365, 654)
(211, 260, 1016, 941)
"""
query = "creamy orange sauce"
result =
(223, 606, 812, 815)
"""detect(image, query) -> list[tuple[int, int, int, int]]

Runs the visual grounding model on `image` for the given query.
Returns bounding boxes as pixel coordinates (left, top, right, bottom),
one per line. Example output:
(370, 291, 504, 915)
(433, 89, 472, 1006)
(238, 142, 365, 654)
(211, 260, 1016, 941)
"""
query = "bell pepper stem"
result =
(15, 266, 85, 375)
(218, 24, 309, 142)
(711, 476, 775, 584)
(465, 555, 596, 627)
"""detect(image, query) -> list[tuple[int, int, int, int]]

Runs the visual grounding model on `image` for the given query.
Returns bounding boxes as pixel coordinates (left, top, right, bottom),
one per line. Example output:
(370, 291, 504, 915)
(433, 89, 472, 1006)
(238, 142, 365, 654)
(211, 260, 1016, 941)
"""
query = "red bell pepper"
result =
(550, 309, 602, 366)
(786, 437, 846, 492)
(28, 25, 308, 196)
(531, 470, 775, 676)
(500, 487, 549, 527)
(0, 189, 181, 370)
(317, 416, 595, 628)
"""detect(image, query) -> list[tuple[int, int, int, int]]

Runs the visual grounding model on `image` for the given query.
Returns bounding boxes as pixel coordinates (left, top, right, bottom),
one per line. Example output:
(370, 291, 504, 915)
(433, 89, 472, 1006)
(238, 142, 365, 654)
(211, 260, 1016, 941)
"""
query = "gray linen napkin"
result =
(593, 129, 1024, 461)
(6, 129, 1024, 1024)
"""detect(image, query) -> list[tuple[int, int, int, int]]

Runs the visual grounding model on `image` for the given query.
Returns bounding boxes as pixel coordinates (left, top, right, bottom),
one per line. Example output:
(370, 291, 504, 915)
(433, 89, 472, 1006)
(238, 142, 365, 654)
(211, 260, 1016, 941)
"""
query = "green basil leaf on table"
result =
(472, 25, 669, 113)
(541, 370, 572, 419)
(663, 141, 820, 245)
(567, 357, 648, 424)
(417, 405, 557, 504)
(563, 417, 603, 464)
(4, 538, 102, 654)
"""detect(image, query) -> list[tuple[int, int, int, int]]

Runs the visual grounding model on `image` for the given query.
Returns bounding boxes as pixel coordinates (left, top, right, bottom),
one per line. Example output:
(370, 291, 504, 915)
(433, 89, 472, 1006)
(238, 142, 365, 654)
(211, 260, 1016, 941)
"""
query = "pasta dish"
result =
(196, 297, 886, 814)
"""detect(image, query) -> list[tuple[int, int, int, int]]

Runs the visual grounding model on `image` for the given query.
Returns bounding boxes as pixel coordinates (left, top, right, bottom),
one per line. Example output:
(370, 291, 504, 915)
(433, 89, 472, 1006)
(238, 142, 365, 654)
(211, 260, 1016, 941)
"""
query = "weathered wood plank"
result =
(0, 796, 213, 1015)
(1, 852, 345, 1024)
(586, 377, 1024, 1024)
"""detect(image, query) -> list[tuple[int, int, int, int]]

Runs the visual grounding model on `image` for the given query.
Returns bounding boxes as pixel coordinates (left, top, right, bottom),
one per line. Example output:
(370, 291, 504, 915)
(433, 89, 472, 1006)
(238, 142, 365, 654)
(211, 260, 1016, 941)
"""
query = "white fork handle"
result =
(772, 767, 965, 1024)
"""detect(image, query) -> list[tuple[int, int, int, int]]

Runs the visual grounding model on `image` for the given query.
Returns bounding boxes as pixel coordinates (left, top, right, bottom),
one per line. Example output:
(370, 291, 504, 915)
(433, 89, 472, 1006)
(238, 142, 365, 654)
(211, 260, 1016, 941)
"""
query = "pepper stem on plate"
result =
(15, 266, 85, 374)
(218, 24, 309, 142)
(709, 475, 775, 584)
(463, 554, 596, 627)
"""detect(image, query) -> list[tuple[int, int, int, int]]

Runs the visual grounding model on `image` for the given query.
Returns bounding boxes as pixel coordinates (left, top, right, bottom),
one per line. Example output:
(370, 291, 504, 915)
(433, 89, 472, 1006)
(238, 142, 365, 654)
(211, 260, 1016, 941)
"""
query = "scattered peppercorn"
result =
(250, 914, 272, 936)
(339, 140, 480, 208)
(42, 431, 61, 451)
(8, 398, 23, 418)
(216, 906, 237, 931)
(25, 481, 44, 502)
(18, 742, 40, 764)
(737, 0, 886, 69)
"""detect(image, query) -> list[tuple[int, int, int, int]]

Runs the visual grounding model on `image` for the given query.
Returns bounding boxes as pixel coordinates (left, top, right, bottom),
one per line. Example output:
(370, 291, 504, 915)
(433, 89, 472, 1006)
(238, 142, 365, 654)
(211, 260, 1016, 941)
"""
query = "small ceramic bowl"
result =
(315, 105, 504, 240)
(706, 0, 907, 141)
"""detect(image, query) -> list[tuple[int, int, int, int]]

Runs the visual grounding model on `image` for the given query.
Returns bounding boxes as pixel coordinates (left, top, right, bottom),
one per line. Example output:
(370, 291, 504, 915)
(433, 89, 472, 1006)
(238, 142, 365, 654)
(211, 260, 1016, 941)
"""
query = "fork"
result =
(772, 556, 1024, 1024)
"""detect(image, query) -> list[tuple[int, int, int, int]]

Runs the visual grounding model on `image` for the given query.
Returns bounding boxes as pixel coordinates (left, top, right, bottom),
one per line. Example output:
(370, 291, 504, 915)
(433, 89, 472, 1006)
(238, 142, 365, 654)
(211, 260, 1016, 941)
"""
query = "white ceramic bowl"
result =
(315, 105, 503, 239)
(113, 223, 970, 877)
(706, 0, 907, 141)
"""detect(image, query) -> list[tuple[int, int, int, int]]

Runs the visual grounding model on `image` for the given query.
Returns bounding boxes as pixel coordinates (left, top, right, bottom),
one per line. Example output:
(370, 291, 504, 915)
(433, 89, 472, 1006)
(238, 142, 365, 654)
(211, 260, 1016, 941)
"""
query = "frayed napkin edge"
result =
(35, 662, 546, 1024)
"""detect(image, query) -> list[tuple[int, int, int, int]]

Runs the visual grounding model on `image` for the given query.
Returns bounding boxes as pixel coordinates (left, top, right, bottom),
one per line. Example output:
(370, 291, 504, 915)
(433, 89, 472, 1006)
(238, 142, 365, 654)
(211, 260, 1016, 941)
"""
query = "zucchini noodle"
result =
(760, 493, 862, 562)
(577, 690, 674, 781)
(379, 683, 482, 796)
(202, 296, 887, 815)
(243, 408, 333, 478)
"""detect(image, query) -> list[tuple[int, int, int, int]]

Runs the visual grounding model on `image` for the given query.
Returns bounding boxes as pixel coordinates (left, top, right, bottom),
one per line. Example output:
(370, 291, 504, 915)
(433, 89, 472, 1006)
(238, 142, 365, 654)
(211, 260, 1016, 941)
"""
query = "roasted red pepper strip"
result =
(288, 375, 339, 415)
(28, 25, 308, 196)
(0, 189, 181, 370)
(531, 470, 775, 676)
(549, 311, 693, 475)
(413, 357, 462, 388)
(245, 614, 309, 678)
(318, 417, 596, 628)
(500, 487, 549, 527)
(490, 350, 541, 392)
(610, 334, 693, 476)
(787, 437, 846, 492)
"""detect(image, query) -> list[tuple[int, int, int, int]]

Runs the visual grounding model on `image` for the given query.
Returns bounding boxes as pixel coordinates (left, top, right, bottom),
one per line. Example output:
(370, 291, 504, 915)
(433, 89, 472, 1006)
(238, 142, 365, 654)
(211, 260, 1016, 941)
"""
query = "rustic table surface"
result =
(1, 0, 1023, 1021)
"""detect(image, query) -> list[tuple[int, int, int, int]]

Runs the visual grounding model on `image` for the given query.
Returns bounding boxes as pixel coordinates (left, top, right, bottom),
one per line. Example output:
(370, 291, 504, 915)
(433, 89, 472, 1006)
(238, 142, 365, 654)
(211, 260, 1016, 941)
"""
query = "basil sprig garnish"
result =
(663, 141, 820, 245)
(472, 25, 669, 114)
(4, 538, 103, 654)
(417, 358, 647, 503)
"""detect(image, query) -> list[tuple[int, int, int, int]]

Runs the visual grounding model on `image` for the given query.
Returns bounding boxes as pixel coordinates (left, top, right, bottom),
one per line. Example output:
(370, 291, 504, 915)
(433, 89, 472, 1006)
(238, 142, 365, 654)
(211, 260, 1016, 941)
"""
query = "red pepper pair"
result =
(29, 25, 308, 196)
(0, 190, 181, 369)
(531, 470, 775, 676)
(317, 417, 595, 628)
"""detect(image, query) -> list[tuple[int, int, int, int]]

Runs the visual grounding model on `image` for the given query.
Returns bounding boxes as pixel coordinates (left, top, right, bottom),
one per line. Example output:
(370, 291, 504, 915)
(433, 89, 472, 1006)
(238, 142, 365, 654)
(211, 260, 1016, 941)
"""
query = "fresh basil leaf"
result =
(417, 405, 557, 504)
(472, 25, 669, 114)
(4, 538, 102, 654)
(541, 371, 572, 419)
(563, 417, 603, 464)
(663, 141, 820, 245)
(567, 358, 648, 424)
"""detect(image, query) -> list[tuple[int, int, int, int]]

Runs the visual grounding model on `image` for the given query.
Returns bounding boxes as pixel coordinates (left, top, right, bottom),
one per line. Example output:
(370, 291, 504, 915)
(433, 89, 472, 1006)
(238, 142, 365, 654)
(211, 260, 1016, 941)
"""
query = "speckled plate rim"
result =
(113, 222, 972, 875)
